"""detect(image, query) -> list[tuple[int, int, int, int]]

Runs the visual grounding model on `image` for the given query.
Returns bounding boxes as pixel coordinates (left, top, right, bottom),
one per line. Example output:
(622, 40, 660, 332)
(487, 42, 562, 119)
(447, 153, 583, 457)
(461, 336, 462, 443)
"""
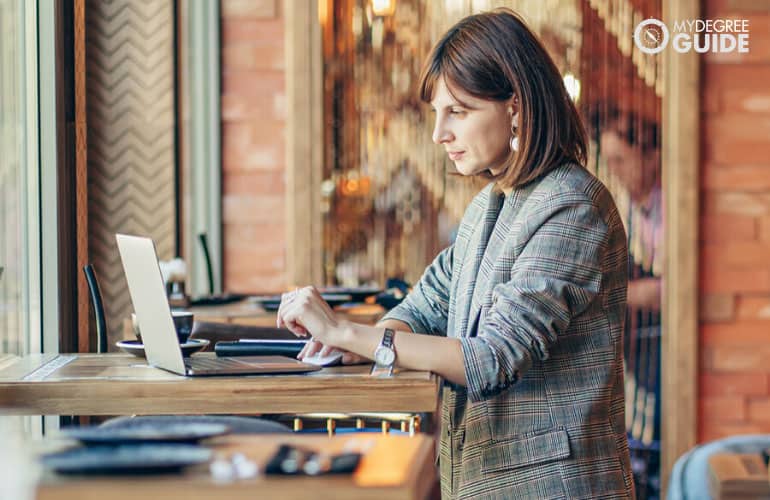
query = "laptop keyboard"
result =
(184, 357, 253, 370)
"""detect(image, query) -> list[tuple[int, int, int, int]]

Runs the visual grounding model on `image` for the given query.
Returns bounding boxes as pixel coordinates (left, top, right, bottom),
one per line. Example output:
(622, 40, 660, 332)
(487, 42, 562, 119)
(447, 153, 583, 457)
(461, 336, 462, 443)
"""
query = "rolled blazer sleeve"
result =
(460, 197, 610, 402)
(379, 244, 453, 336)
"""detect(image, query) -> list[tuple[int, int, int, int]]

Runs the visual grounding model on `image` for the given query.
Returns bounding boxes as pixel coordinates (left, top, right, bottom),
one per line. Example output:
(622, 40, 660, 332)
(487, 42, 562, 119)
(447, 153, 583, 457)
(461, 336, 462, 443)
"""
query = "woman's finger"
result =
(287, 319, 308, 337)
(297, 340, 313, 359)
(319, 344, 339, 357)
(305, 340, 324, 358)
(341, 352, 369, 365)
(276, 290, 295, 328)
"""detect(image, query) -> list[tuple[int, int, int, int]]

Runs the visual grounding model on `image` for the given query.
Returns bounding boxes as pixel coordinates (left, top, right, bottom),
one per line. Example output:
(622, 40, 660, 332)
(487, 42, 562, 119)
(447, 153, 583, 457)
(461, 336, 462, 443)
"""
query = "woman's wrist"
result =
(330, 318, 356, 350)
(330, 319, 382, 359)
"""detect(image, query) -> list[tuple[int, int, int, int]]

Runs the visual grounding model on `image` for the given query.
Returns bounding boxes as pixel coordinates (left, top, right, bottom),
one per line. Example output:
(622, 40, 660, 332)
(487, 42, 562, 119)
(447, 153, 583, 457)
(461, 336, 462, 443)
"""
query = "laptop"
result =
(116, 233, 320, 376)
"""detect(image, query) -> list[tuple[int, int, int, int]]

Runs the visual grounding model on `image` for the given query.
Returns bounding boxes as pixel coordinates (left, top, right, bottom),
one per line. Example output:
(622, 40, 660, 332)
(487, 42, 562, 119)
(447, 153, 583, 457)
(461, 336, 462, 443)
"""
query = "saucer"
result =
(116, 339, 209, 358)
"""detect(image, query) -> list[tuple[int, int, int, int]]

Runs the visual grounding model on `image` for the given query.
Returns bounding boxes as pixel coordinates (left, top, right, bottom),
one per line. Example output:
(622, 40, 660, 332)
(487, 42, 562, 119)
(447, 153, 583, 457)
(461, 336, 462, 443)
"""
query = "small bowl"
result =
(132, 311, 194, 344)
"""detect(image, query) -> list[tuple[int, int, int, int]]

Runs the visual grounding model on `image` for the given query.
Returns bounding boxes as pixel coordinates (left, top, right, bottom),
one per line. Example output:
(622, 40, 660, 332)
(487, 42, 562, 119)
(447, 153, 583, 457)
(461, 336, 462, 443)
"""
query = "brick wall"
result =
(699, 0, 770, 442)
(221, 0, 287, 293)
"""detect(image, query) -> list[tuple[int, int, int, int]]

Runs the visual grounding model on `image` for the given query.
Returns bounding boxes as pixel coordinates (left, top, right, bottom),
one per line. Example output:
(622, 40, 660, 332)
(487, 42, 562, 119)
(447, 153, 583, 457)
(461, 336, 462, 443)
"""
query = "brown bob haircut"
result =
(418, 8, 588, 189)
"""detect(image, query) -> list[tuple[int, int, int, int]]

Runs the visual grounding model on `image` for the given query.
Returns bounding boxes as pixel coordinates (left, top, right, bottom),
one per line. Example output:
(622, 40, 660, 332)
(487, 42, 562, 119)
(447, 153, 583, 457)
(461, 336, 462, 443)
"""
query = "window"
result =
(0, 0, 41, 356)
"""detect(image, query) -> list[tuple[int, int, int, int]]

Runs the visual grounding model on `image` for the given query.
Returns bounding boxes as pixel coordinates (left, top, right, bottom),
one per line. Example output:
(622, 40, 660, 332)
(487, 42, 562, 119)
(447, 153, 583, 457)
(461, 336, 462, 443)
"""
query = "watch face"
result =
(374, 346, 395, 366)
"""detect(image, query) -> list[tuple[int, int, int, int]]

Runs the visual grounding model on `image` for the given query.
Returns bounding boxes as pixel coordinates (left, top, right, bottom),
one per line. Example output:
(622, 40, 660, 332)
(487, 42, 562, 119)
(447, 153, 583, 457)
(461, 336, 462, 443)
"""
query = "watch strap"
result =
(381, 328, 395, 348)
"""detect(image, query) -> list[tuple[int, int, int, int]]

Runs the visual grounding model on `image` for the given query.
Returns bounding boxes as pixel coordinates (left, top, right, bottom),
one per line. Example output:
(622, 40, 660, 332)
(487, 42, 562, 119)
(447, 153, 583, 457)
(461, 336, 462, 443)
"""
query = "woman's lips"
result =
(448, 151, 464, 160)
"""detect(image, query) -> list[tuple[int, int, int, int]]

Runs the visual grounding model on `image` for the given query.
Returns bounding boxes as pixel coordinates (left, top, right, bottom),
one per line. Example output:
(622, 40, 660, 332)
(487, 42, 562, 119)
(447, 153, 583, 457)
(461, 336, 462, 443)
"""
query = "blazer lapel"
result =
(465, 183, 538, 337)
(454, 188, 504, 338)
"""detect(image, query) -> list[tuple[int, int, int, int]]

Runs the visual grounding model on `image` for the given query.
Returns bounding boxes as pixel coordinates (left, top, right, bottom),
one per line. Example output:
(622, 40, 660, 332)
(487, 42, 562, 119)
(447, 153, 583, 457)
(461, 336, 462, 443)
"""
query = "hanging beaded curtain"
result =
(581, 1, 663, 498)
(320, 0, 589, 287)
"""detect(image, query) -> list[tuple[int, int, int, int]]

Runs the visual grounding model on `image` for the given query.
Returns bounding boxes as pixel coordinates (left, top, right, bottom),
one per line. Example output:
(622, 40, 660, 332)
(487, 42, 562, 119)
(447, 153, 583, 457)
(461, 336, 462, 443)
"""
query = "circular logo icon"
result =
(634, 18, 669, 55)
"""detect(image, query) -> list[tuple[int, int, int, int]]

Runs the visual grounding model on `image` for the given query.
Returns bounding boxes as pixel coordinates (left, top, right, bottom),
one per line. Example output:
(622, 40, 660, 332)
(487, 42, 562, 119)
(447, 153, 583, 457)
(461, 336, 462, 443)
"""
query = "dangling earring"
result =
(510, 122, 519, 152)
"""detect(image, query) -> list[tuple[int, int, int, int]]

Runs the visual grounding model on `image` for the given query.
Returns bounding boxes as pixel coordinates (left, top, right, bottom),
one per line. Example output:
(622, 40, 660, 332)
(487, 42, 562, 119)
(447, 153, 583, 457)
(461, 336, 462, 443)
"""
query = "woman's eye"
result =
(450, 108, 465, 115)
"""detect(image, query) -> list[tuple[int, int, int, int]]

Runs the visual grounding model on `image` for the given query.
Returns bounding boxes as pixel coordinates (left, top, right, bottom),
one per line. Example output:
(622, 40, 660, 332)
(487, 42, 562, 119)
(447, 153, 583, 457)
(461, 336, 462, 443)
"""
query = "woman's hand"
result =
(277, 286, 368, 364)
(276, 286, 346, 347)
(297, 339, 370, 365)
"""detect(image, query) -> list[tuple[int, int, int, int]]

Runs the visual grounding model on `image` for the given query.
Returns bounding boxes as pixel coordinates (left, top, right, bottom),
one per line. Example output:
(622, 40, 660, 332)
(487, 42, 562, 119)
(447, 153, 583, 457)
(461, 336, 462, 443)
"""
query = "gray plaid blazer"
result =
(382, 163, 634, 499)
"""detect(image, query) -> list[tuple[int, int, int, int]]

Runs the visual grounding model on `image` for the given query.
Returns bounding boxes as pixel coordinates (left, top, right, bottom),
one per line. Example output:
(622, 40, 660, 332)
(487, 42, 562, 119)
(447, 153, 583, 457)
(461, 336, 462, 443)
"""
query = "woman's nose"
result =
(432, 119, 453, 145)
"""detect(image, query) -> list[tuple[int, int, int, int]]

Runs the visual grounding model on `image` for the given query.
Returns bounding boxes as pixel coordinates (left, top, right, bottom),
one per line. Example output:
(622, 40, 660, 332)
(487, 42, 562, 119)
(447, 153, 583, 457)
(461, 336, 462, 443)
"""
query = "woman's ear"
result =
(508, 94, 519, 113)
(507, 94, 520, 123)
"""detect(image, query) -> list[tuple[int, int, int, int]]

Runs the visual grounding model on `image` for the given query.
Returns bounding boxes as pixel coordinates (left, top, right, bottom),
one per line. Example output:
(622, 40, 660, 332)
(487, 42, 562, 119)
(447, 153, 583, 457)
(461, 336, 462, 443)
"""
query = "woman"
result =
(278, 8, 634, 499)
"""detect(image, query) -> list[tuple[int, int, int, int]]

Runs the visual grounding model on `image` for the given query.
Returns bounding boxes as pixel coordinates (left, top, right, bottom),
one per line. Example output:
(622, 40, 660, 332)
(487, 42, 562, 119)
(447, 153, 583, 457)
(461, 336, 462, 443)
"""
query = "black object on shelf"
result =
(189, 293, 248, 307)
(264, 444, 362, 475)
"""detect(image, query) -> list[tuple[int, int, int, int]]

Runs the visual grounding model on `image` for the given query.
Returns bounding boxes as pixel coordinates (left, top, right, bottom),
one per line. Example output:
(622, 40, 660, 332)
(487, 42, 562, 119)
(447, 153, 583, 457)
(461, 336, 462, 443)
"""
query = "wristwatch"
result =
(370, 328, 396, 377)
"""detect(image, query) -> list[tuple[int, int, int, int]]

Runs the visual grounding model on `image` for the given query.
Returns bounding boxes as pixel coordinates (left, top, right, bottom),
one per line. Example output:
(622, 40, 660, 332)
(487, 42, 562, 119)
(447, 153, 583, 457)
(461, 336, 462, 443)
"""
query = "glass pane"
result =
(0, 0, 39, 355)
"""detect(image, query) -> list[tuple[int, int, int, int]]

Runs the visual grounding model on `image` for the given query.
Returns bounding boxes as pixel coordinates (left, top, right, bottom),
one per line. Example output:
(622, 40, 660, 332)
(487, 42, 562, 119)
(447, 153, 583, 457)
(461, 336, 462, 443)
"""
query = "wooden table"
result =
(0, 353, 439, 416)
(35, 433, 436, 500)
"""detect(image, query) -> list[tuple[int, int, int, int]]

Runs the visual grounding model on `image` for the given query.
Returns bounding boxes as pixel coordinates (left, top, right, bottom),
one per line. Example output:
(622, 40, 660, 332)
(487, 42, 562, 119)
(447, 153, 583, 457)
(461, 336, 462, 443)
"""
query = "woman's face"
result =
(430, 77, 514, 177)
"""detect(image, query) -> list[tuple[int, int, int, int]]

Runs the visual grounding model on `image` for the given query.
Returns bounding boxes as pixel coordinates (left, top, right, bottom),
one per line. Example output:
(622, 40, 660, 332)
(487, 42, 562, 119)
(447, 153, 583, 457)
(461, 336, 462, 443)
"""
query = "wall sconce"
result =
(372, 0, 395, 16)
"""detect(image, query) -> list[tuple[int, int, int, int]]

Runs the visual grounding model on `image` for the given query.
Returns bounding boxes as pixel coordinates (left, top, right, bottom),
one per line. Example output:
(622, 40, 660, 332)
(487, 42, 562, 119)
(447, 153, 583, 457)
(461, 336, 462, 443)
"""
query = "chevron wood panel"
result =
(85, 0, 176, 348)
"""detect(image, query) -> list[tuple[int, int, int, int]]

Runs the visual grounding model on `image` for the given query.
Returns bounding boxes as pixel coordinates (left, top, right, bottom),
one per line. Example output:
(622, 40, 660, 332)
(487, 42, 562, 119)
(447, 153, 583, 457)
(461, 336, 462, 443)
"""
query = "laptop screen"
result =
(116, 234, 186, 374)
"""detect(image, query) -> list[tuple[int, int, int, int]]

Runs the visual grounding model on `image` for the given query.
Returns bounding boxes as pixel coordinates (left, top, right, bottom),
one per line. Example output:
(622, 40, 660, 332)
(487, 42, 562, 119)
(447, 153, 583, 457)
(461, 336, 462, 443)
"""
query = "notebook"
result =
(115, 233, 320, 376)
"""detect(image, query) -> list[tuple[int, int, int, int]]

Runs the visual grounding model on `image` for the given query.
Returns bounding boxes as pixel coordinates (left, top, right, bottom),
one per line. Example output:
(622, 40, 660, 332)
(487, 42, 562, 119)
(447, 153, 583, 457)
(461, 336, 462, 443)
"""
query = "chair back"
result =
(83, 264, 108, 353)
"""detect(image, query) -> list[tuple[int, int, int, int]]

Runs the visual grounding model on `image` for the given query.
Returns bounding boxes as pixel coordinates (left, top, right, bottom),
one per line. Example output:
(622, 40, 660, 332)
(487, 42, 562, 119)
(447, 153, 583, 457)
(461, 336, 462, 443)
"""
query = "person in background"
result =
(600, 107, 663, 497)
(278, 8, 634, 498)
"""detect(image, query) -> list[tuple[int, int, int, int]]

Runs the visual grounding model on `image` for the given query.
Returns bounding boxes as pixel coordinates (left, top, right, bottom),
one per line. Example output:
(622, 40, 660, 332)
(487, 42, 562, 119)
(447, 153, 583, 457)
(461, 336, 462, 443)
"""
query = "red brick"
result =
(701, 192, 770, 217)
(222, 195, 285, 224)
(700, 214, 757, 242)
(222, 92, 286, 122)
(222, 71, 284, 97)
(705, 138, 770, 165)
(699, 422, 765, 443)
(222, 121, 285, 172)
(705, 0, 770, 15)
(222, 19, 284, 44)
(736, 296, 770, 319)
(757, 215, 770, 241)
(702, 321, 770, 346)
(703, 165, 770, 191)
(221, 0, 277, 19)
(700, 267, 770, 293)
(699, 372, 769, 397)
(224, 246, 285, 271)
(705, 114, 770, 143)
(226, 272, 286, 294)
(700, 214, 758, 241)
(700, 395, 746, 422)
(223, 171, 285, 197)
(224, 222, 285, 251)
(222, 43, 285, 71)
(703, 65, 770, 93)
(702, 345, 770, 371)
(700, 293, 735, 322)
(701, 241, 770, 268)
(702, 84, 722, 114)
(723, 89, 770, 114)
(747, 397, 770, 422)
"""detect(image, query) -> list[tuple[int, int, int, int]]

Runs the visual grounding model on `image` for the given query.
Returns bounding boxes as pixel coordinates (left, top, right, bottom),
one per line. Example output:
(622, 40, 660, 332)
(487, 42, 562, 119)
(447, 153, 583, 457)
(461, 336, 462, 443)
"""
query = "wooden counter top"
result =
(0, 353, 439, 416)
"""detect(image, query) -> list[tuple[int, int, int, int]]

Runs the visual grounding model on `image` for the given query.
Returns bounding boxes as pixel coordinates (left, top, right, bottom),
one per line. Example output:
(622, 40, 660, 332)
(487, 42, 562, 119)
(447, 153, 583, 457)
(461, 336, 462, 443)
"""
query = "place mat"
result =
(41, 444, 212, 475)
(62, 422, 229, 445)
